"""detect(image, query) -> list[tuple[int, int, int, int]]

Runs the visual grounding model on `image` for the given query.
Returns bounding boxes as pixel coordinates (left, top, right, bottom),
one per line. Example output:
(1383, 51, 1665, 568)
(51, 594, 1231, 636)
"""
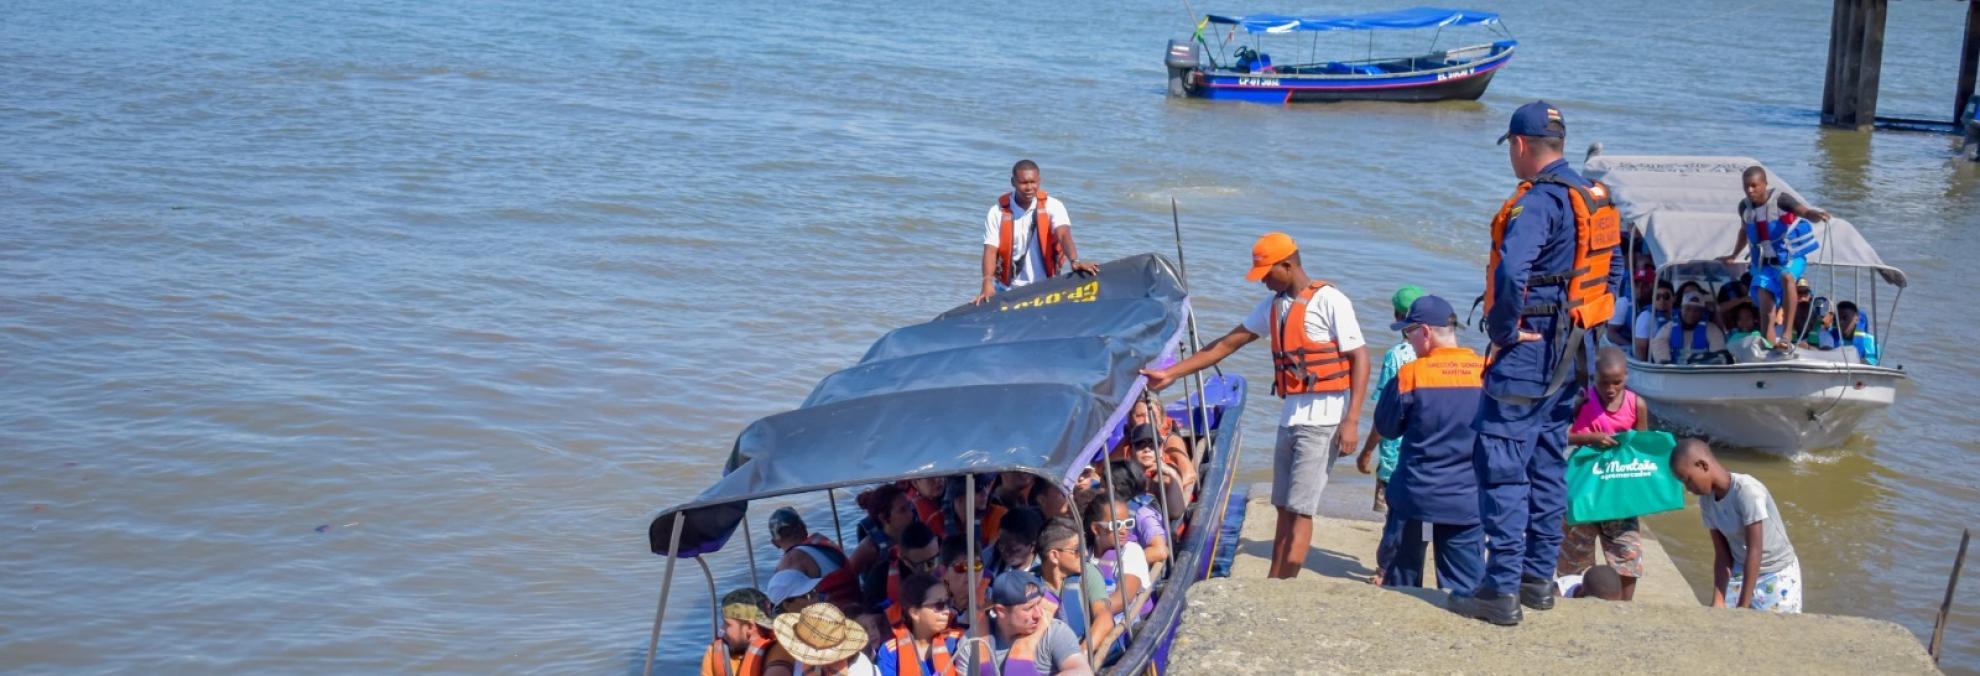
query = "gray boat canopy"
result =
(648, 254, 1188, 557)
(1583, 154, 1906, 288)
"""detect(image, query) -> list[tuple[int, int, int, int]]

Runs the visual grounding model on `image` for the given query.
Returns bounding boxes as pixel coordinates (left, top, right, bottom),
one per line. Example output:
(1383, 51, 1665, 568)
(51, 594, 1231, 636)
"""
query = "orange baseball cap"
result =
(1246, 232, 1298, 282)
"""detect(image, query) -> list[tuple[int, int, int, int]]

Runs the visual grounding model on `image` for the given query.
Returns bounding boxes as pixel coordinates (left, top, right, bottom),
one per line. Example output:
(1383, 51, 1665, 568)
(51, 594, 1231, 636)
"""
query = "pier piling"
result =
(1822, 0, 1889, 131)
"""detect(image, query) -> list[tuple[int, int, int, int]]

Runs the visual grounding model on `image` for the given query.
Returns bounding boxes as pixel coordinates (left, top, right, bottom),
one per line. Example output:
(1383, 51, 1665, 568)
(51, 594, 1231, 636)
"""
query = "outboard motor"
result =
(1165, 39, 1203, 98)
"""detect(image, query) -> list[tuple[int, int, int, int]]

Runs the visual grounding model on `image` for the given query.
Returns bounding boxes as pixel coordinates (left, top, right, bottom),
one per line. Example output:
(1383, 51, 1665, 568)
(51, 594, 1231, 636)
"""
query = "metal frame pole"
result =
(827, 489, 846, 551)
(1099, 449, 1134, 649)
(964, 475, 987, 673)
(697, 557, 735, 676)
(740, 515, 761, 589)
(643, 512, 685, 676)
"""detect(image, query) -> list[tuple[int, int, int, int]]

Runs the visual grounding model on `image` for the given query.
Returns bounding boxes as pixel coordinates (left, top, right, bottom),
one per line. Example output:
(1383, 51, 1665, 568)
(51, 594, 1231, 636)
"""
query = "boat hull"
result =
(1626, 361, 1904, 453)
(1183, 47, 1511, 103)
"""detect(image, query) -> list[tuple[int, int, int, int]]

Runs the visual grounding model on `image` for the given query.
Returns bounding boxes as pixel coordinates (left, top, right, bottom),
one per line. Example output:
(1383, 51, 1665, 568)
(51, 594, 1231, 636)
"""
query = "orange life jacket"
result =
(995, 191, 1060, 287)
(884, 548, 910, 626)
(1268, 280, 1352, 397)
(702, 632, 774, 676)
(889, 624, 965, 676)
(792, 534, 862, 610)
(1482, 173, 1621, 331)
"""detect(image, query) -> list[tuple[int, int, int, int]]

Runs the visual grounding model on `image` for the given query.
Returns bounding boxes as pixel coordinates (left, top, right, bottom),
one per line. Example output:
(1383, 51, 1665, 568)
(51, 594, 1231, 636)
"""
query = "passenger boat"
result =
(641, 254, 1251, 674)
(1164, 7, 1516, 104)
(1584, 153, 1909, 454)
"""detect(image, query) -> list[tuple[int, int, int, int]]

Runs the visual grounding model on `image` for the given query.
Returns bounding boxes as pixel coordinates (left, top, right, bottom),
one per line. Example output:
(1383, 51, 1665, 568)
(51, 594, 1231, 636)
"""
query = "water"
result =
(3, 0, 1977, 672)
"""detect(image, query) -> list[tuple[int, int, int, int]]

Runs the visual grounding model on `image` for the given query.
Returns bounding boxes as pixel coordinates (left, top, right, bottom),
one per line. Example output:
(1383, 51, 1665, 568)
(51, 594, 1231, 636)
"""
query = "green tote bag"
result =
(1565, 430, 1685, 524)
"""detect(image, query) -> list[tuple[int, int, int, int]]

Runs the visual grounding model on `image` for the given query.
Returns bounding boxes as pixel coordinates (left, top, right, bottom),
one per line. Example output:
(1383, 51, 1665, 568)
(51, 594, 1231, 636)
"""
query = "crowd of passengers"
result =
(1610, 258, 1880, 367)
(701, 402, 1197, 676)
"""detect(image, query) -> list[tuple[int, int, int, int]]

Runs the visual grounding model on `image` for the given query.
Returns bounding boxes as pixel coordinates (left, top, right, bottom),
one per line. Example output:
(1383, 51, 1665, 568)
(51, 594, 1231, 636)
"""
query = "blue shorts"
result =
(1751, 256, 1806, 303)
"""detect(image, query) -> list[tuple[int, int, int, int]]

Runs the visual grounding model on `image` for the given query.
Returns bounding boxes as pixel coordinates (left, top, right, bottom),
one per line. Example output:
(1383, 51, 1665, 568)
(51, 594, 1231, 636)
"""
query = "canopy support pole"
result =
(1146, 392, 1181, 530)
(1099, 447, 1134, 649)
(1067, 497, 1102, 665)
(1882, 286, 1903, 359)
(643, 512, 685, 676)
(697, 557, 735, 676)
(828, 489, 846, 551)
(741, 514, 761, 590)
(964, 474, 986, 672)
(1171, 196, 1218, 458)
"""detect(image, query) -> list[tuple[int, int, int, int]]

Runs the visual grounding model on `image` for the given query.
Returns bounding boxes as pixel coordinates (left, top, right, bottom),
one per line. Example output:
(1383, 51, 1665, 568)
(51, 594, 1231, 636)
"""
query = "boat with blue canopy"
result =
(640, 254, 1252, 674)
(1165, 7, 1516, 103)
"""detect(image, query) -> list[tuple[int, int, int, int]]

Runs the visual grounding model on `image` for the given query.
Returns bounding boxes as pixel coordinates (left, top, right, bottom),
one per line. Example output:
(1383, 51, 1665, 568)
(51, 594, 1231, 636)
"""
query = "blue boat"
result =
(1166, 7, 1517, 104)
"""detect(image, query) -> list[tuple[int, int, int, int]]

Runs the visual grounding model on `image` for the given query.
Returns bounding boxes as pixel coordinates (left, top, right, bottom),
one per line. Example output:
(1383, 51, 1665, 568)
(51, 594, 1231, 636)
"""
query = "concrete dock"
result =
(1168, 483, 1939, 674)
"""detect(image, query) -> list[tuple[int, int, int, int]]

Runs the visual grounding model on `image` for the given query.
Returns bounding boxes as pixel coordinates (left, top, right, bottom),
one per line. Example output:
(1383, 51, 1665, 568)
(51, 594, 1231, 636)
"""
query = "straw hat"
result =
(771, 603, 868, 666)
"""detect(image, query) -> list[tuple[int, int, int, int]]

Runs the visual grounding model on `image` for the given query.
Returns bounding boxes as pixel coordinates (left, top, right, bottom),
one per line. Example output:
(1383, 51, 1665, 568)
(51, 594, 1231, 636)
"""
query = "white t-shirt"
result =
(1116, 541, 1151, 588)
(1240, 285, 1367, 427)
(799, 653, 878, 675)
(981, 195, 1072, 288)
(1633, 308, 1669, 344)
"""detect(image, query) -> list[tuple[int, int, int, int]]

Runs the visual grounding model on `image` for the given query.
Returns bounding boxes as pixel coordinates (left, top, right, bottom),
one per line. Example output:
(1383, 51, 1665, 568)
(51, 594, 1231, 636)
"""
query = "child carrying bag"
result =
(1565, 430, 1686, 524)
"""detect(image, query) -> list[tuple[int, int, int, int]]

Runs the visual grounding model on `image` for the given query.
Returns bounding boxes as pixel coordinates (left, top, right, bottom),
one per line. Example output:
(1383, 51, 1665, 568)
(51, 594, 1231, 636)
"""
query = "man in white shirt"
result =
(974, 159, 1099, 304)
(1142, 232, 1369, 579)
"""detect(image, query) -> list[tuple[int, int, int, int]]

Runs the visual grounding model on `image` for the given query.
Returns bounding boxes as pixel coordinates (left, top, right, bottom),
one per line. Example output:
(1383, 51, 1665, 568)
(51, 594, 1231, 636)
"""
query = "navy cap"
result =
(989, 569, 1043, 606)
(1497, 100, 1566, 145)
(1127, 422, 1160, 450)
(1389, 295, 1457, 331)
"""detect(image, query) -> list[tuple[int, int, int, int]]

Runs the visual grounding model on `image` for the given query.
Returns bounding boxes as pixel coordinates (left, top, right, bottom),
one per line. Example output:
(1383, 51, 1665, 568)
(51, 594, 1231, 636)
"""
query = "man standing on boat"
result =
(1450, 101, 1622, 626)
(972, 159, 1101, 304)
(1140, 233, 1369, 579)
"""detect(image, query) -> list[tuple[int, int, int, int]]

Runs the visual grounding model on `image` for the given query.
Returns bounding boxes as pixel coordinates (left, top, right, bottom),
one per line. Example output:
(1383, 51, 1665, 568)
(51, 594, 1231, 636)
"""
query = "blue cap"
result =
(988, 569, 1043, 606)
(1389, 295, 1457, 331)
(1497, 100, 1566, 145)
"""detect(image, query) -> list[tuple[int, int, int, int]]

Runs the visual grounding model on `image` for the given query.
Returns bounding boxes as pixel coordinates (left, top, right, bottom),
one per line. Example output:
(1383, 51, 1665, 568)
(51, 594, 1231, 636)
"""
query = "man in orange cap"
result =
(1142, 233, 1369, 579)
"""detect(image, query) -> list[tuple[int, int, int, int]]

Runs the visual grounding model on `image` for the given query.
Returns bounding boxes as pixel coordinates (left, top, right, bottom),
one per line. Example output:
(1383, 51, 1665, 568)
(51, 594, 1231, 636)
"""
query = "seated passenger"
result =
(1126, 424, 1193, 513)
(936, 535, 988, 632)
(766, 568, 822, 618)
(701, 587, 776, 676)
(984, 506, 1046, 578)
(1125, 399, 1195, 488)
(1035, 484, 1075, 521)
(1830, 300, 1879, 365)
(991, 471, 1038, 509)
(859, 520, 940, 627)
(953, 570, 1095, 676)
(873, 574, 963, 676)
(768, 603, 877, 676)
(944, 475, 1004, 551)
(1082, 494, 1152, 647)
(1723, 301, 1770, 363)
(768, 507, 863, 611)
(903, 477, 948, 537)
(849, 485, 916, 576)
(1649, 294, 1727, 364)
(1035, 519, 1109, 647)
(1632, 280, 1676, 361)
(1103, 463, 1171, 565)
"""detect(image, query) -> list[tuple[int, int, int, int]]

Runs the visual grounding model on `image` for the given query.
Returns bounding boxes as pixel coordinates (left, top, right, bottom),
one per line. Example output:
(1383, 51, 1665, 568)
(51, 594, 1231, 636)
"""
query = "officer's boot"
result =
(1520, 575, 1556, 611)
(1446, 590, 1522, 626)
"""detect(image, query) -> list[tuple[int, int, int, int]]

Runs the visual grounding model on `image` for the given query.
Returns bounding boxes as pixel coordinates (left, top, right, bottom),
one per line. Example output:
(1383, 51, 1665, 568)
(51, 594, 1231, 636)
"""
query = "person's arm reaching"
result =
(1336, 345, 1370, 457)
(1737, 522, 1765, 608)
(1054, 223, 1100, 276)
(1718, 226, 1749, 265)
(974, 244, 999, 305)
(1781, 193, 1830, 223)
(1709, 529, 1733, 608)
(1142, 325, 1258, 391)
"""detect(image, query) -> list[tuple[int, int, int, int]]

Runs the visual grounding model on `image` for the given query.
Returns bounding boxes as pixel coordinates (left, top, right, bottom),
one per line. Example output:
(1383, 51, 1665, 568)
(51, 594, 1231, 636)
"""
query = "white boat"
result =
(1583, 153, 1909, 453)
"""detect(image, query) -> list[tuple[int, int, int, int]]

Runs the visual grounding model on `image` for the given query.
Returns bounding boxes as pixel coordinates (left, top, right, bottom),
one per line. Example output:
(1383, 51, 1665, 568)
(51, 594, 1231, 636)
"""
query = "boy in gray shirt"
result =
(1672, 439, 1802, 612)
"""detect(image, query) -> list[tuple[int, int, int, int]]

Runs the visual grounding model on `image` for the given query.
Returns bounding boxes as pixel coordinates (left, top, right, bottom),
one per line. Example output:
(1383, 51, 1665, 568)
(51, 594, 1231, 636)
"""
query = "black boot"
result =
(1447, 590, 1523, 626)
(1520, 575, 1556, 611)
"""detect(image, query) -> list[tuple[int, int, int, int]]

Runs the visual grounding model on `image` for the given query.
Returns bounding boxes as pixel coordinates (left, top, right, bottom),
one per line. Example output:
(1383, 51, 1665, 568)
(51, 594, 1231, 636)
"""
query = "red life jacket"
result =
(1268, 281, 1351, 397)
(889, 624, 964, 676)
(1482, 173, 1620, 331)
(884, 548, 909, 626)
(791, 534, 862, 610)
(995, 191, 1060, 287)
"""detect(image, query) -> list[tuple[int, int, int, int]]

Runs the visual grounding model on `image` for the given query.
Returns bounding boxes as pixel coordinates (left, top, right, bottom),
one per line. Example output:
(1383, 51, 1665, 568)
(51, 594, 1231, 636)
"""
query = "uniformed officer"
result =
(1448, 101, 1622, 625)
(1371, 295, 1486, 597)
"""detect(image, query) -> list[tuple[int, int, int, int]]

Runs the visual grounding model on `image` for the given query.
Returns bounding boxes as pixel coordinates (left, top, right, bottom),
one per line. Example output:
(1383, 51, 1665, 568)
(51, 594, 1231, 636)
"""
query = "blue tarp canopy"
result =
(647, 254, 1189, 558)
(1205, 7, 1500, 34)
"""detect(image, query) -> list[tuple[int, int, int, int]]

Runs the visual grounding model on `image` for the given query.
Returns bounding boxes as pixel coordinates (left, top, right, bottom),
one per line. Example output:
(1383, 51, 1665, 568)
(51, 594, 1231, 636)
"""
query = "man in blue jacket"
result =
(1450, 101, 1623, 626)
(1372, 295, 1485, 597)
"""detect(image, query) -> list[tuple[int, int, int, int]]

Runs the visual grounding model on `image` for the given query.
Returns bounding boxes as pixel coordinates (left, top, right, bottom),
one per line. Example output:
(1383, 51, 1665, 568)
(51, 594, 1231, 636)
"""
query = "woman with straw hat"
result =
(769, 603, 877, 676)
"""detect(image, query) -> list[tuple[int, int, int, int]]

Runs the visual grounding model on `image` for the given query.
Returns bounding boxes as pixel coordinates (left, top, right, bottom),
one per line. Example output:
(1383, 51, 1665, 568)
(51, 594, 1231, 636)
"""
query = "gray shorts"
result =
(1272, 424, 1341, 516)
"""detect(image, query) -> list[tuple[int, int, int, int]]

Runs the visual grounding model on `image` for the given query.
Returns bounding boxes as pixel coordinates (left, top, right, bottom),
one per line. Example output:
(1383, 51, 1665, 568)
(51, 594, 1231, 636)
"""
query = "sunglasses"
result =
(904, 554, 940, 573)
(948, 559, 984, 575)
(918, 598, 954, 611)
(1099, 518, 1135, 532)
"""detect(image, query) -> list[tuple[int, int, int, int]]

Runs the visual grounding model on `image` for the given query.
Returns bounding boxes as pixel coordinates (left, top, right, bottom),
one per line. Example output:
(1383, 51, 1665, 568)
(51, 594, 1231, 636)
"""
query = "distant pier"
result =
(1823, 0, 1980, 134)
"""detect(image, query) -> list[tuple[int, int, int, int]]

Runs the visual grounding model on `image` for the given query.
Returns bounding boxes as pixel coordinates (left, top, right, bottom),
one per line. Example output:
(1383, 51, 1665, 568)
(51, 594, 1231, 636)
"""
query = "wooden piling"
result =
(1957, 0, 1980, 124)
(1929, 528, 1971, 664)
(1822, 0, 1890, 131)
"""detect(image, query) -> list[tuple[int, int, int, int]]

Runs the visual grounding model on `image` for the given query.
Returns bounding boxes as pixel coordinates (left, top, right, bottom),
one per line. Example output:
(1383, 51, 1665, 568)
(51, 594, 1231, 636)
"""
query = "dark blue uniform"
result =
(1373, 346, 1486, 597)
(1474, 158, 1620, 597)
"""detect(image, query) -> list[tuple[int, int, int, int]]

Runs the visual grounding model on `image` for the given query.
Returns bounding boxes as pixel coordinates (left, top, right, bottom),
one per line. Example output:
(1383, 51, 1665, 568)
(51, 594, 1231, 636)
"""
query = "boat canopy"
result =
(1583, 154, 1907, 287)
(1204, 7, 1501, 34)
(648, 254, 1189, 557)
